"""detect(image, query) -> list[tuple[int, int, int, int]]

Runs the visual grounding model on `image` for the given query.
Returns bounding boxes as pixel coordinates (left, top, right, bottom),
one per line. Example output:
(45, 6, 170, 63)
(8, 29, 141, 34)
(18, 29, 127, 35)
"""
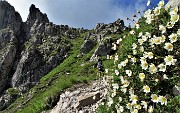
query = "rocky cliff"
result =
(0, 0, 127, 111)
(0, 1, 85, 110)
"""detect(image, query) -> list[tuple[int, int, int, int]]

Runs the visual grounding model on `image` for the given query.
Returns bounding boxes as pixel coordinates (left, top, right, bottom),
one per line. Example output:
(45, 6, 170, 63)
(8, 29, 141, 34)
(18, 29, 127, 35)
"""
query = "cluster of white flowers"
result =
(103, 0, 179, 112)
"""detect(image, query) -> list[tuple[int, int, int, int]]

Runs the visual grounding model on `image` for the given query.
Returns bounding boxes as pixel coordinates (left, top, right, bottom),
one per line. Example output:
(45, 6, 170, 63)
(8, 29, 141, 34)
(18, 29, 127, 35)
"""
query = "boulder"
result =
(80, 39, 96, 54)
(94, 42, 112, 56)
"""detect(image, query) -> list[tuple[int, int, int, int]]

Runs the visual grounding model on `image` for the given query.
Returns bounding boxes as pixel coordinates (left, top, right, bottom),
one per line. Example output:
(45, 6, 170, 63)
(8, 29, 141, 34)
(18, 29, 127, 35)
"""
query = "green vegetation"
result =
(4, 32, 99, 113)
(3, 1, 180, 113)
(98, 2, 180, 113)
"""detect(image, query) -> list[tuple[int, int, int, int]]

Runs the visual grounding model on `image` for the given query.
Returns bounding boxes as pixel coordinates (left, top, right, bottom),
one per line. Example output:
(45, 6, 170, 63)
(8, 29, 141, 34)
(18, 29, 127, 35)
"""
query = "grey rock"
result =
(173, 85, 180, 96)
(0, 34, 17, 92)
(0, 1, 22, 34)
(80, 39, 96, 54)
(94, 42, 112, 56)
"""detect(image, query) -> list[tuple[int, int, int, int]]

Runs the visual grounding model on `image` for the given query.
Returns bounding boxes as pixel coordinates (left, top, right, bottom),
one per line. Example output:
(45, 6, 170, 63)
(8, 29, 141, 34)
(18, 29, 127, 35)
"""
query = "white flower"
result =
(149, 63, 157, 74)
(115, 70, 119, 75)
(126, 70, 132, 77)
(135, 104, 142, 110)
(158, 96, 167, 105)
(132, 43, 137, 49)
(141, 61, 148, 70)
(140, 57, 146, 62)
(133, 50, 137, 55)
(140, 46, 144, 52)
(164, 43, 173, 51)
(143, 85, 150, 93)
(130, 94, 138, 104)
(119, 97, 122, 102)
(111, 90, 116, 97)
(112, 83, 119, 89)
(160, 35, 166, 43)
(128, 55, 132, 58)
(143, 52, 148, 58)
(147, 0, 151, 6)
(154, 36, 162, 45)
(130, 30, 135, 35)
(122, 80, 130, 88)
(112, 43, 117, 50)
(139, 73, 145, 82)
(138, 39, 144, 45)
(120, 76, 124, 83)
(138, 32, 143, 37)
(129, 88, 134, 95)
(154, 7, 161, 15)
(126, 103, 132, 109)
(117, 38, 122, 44)
(163, 74, 169, 79)
(121, 87, 127, 93)
(170, 6, 178, 15)
(151, 94, 159, 103)
(142, 35, 148, 42)
(141, 101, 147, 110)
(135, 23, 140, 29)
(107, 55, 110, 59)
(171, 14, 179, 23)
(148, 52, 154, 59)
(115, 54, 119, 61)
(158, 0, 164, 7)
(131, 57, 137, 63)
(117, 106, 124, 113)
(164, 55, 177, 66)
(166, 21, 175, 28)
(159, 25, 166, 34)
(145, 32, 151, 38)
(144, 9, 152, 17)
(131, 109, 138, 113)
(105, 69, 108, 73)
(107, 97, 113, 107)
(158, 63, 166, 72)
(148, 106, 154, 113)
(177, 29, 180, 35)
(169, 33, 178, 43)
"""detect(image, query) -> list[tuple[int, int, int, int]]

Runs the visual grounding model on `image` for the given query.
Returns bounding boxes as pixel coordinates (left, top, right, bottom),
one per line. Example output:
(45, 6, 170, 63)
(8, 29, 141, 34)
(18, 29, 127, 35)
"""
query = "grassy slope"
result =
(3, 32, 99, 113)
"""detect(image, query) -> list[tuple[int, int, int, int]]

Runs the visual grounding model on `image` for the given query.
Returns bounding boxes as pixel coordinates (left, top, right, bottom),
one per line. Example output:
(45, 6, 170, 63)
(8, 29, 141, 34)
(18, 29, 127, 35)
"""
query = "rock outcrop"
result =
(0, 1, 85, 110)
(80, 18, 126, 58)
(45, 79, 107, 113)
(0, 1, 22, 93)
(0, 1, 22, 34)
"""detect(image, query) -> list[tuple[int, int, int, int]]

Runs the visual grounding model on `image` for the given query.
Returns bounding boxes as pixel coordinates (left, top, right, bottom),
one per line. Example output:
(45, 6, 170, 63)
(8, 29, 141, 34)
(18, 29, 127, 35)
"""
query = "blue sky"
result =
(6, 0, 168, 29)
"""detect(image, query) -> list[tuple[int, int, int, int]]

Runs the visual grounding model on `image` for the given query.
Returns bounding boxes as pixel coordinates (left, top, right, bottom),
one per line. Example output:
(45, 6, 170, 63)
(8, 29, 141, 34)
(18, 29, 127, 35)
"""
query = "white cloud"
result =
(6, 0, 147, 29)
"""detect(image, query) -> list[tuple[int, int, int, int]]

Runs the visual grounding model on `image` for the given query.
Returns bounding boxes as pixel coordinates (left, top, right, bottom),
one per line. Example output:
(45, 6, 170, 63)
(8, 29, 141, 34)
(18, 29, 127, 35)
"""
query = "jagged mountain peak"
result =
(27, 4, 49, 25)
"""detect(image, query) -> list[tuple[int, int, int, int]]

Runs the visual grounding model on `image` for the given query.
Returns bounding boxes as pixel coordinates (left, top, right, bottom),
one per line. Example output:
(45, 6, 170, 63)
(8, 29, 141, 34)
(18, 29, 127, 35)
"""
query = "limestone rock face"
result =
(0, 30, 17, 93)
(27, 4, 49, 27)
(0, 1, 22, 34)
(47, 79, 107, 113)
(0, 1, 84, 110)
(80, 18, 126, 57)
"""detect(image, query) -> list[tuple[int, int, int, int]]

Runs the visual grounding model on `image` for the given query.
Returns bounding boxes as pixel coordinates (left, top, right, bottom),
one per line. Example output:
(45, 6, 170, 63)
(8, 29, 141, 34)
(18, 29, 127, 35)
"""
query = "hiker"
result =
(96, 56, 104, 77)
